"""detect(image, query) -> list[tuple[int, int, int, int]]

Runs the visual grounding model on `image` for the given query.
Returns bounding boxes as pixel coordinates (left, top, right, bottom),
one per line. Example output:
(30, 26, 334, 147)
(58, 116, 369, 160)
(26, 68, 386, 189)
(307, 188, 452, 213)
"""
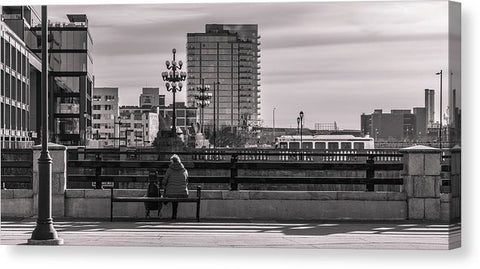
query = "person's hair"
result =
(170, 154, 181, 163)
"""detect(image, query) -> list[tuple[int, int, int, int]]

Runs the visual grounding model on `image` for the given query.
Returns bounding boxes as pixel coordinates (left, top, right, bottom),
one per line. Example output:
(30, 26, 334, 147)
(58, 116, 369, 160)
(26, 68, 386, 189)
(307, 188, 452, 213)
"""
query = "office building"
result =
(92, 87, 119, 147)
(158, 102, 197, 134)
(413, 107, 427, 138)
(186, 24, 261, 131)
(361, 109, 416, 141)
(139, 87, 161, 108)
(1, 6, 41, 149)
(119, 106, 158, 147)
(30, 13, 94, 146)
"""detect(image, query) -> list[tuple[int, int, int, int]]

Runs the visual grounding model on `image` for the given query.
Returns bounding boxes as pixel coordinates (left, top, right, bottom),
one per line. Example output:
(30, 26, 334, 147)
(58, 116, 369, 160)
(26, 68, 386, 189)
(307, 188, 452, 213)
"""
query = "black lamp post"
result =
(436, 70, 443, 149)
(297, 117, 300, 135)
(28, 6, 62, 245)
(213, 81, 220, 148)
(194, 78, 212, 134)
(299, 111, 304, 149)
(162, 48, 186, 137)
(114, 116, 122, 148)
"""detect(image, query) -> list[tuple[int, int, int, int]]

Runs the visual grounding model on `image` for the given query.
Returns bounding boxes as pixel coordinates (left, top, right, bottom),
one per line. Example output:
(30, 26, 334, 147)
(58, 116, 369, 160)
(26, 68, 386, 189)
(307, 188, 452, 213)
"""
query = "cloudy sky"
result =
(43, 0, 451, 129)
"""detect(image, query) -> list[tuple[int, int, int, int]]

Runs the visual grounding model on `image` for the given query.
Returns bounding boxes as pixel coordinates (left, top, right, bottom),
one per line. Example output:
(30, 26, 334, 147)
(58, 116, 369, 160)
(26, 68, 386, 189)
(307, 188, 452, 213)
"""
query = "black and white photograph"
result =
(0, 0, 465, 257)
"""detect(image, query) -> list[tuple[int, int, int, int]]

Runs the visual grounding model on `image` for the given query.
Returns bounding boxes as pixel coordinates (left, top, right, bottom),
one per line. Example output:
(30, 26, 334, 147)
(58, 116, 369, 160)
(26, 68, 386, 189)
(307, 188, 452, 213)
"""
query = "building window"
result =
(93, 95, 101, 101)
(93, 123, 101, 128)
(93, 114, 101, 120)
(105, 95, 115, 101)
(134, 123, 143, 129)
(93, 105, 101, 110)
(104, 105, 112, 110)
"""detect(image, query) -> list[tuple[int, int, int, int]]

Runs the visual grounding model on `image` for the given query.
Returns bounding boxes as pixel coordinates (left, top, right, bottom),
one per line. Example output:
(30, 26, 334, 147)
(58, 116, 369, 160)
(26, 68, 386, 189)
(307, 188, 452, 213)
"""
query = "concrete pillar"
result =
(33, 143, 67, 217)
(399, 145, 441, 220)
(449, 146, 461, 221)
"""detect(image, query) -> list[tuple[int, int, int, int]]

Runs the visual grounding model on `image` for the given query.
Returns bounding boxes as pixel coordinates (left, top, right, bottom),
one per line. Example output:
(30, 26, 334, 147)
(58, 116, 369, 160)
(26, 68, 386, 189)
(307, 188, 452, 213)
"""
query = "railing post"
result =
(94, 154, 102, 189)
(32, 143, 67, 218)
(366, 156, 375, 192)
(230, 154, 238, 191)
(400, 145, 442, 220)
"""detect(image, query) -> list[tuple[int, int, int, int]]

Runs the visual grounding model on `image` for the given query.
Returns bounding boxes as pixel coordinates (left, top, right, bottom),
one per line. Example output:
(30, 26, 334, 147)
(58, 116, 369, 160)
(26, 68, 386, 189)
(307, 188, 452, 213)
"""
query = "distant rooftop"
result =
(67, 14, 88, 23)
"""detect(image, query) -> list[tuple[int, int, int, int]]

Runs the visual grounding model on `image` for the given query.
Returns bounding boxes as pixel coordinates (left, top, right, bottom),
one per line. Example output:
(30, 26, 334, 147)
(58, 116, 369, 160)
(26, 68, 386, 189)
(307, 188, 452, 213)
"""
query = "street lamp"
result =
(273, 107, 276, 145)
(213, 81, 220, 148)
(297, 117, 300, 135)
(194, 78, 212, 134)
(28, 6, 63, 245)
(114, 116, 122, 148)
(436, 70, 443, 149)
(162, 48, 187, 137)
(299, 111, 304, 149)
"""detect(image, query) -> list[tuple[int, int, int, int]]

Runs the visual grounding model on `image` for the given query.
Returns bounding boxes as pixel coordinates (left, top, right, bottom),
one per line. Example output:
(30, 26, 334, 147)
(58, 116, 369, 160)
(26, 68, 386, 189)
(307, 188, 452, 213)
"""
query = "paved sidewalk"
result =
(1, 218, 460, 249)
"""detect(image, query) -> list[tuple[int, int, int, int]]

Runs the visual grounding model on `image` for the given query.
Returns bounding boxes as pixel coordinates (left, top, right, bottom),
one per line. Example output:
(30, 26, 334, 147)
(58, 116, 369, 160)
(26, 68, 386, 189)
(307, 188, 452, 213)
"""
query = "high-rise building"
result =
(1, 6, 41, 149)
(186, 24, 261, 131)
(139, 87, 160, 108)
(30, 14, 94, 146)
(92, 87, 119, 147)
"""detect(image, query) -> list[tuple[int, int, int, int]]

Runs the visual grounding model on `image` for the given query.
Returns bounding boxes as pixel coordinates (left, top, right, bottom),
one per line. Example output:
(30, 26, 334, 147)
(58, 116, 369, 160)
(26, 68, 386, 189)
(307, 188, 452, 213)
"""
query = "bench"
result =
(110, 186, 202, 222)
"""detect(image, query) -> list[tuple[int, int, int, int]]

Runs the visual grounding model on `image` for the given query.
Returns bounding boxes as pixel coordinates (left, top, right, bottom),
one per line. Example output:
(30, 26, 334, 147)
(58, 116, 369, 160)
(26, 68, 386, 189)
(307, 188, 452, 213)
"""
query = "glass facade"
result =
(187, 24, 260, 131)
(1, 20, 35, 147)
(29, 14, 94, 146)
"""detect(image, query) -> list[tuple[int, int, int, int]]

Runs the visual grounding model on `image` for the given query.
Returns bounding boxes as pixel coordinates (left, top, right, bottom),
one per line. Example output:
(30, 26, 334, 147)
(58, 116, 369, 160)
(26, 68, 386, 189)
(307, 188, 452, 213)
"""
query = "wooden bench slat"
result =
(110, 186, 202, 222)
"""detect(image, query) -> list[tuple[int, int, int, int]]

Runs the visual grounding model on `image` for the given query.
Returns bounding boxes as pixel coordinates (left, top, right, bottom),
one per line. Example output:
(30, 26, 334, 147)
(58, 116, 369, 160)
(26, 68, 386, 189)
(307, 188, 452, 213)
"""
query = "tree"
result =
(208, 127, 249, 148)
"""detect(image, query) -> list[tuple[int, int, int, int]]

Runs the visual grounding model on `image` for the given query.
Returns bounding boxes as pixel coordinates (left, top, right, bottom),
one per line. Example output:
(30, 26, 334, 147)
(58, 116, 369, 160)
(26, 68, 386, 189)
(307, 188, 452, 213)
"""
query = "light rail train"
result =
(275, 135, 375, 150)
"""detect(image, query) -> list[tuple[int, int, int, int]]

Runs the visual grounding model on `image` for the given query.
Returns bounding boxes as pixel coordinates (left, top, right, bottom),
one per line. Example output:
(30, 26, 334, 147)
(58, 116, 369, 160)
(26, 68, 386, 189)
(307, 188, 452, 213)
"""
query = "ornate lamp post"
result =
(436, 70, 443, 149)
(28, 6, 63, 245)
(194, 78, 212, 134)
(213, 81, 220, 148)
(114, 116, 122, 148)
(299, 111, 304, 149)
(162, 48, 187, 137)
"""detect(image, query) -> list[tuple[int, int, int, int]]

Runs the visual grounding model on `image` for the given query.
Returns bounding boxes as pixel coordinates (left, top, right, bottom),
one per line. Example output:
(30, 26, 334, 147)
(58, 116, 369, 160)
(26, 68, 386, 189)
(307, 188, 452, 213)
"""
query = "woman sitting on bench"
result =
(163, 154, 189, 219)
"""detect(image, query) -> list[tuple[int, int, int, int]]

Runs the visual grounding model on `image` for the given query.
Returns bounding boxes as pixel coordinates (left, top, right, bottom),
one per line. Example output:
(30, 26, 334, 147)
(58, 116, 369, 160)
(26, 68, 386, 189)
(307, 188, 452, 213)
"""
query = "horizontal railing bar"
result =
(70, 149, 403, 157)
(67, 175, 402, 185)
(1, 161, 33, 168)
(67, 160, 403, 171)
(1, 175, 33, 182)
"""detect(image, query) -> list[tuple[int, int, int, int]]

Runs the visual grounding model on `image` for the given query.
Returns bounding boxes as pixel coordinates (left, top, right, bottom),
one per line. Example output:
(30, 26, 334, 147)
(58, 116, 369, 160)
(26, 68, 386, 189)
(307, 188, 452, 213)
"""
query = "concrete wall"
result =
(1, 189, 34, 217)
(67, 189, 407, 220)
(2, 189, 406, 220)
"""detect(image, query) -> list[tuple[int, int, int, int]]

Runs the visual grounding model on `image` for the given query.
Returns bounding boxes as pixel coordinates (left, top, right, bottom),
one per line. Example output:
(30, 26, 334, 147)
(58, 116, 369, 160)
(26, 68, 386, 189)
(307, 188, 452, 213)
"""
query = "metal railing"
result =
(1, 149, 33, 189)
(66, 148, 404, 192)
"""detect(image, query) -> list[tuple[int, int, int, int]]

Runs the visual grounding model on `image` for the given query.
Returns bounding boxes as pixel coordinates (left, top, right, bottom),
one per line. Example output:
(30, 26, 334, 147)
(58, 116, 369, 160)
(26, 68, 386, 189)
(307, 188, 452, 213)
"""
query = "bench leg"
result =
(196, 201, 200, 222)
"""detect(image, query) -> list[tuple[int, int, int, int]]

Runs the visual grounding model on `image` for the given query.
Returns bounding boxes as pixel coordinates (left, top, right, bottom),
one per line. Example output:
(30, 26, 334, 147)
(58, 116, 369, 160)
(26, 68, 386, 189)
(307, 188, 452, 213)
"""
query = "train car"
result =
(275, 134, 375, 150)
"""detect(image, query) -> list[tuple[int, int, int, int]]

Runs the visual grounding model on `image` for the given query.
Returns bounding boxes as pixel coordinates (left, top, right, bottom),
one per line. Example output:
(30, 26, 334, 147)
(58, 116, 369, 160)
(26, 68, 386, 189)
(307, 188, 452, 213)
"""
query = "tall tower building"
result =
(186, 24, 261, 131)
(425, 89, 435, 128)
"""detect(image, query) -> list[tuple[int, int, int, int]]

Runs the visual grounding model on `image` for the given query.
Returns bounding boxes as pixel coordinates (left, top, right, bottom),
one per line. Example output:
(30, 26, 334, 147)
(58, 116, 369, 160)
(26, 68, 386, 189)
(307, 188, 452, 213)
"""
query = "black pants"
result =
(165, 194, 188, 219)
